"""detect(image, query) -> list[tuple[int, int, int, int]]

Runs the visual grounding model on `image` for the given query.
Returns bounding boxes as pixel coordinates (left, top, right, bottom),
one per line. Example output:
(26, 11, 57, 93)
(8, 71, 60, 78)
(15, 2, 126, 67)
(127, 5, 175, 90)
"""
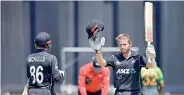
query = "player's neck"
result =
(122, 50, 131, 59)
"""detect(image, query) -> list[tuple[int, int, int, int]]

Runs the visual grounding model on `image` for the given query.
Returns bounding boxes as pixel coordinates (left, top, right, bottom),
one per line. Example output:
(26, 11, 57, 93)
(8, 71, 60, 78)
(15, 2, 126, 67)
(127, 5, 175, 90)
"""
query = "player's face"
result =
(46, 40, 52, 52)
(118, 39, 131, 53)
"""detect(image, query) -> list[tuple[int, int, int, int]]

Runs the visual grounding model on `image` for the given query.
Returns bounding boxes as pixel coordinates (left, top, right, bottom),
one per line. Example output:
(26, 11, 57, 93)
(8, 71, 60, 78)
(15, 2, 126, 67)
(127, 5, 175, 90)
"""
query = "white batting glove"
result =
(146, 44, 157, 68)
(88, 33, 105, 50)
(59, 70, 65, 78)
(146, 44, 156, 59)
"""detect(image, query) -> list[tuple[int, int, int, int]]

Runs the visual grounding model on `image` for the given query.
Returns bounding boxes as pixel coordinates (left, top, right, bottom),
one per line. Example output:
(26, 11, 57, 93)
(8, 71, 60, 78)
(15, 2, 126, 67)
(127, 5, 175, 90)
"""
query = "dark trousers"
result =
(78, 89, 101, 95)
(115, 89, 142, 95)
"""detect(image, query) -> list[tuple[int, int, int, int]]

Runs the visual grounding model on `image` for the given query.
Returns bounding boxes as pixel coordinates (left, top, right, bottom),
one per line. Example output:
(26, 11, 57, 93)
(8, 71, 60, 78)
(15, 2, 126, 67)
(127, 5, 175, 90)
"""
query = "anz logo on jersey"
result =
(116, 68, 136, 74)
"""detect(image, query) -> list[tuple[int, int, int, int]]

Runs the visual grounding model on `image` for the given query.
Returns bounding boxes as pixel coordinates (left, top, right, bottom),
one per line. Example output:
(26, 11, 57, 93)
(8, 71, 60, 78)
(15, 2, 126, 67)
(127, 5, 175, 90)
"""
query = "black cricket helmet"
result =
(86, 20, 104, 39)
(34, 32, 52, 49)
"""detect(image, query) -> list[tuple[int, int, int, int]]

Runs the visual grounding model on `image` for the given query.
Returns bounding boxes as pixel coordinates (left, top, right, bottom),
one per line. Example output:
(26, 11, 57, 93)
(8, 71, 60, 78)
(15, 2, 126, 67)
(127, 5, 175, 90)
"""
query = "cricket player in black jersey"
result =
(25, 32, 65, 95)
(86, 20, 156, 95)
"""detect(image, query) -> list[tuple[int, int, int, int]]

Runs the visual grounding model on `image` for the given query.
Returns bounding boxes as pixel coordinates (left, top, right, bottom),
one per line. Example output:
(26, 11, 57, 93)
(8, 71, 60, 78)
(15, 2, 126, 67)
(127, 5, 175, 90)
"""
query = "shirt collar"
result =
(118, 50, 137, 59)
(130, 50, 137, 57)
(36, 49, 46, 53)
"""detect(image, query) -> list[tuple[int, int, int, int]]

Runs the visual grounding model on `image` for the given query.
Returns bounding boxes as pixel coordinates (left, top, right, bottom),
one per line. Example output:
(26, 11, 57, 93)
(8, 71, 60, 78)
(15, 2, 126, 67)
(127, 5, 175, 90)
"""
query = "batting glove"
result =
(146, 44, 156, 59)
(89, 33, 105, 51)
(59, 70, 66, 78)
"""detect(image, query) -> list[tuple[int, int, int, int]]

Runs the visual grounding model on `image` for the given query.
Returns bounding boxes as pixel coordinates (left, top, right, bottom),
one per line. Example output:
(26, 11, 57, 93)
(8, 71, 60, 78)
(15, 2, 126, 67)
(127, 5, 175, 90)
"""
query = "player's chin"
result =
(121, 49, 128, 53)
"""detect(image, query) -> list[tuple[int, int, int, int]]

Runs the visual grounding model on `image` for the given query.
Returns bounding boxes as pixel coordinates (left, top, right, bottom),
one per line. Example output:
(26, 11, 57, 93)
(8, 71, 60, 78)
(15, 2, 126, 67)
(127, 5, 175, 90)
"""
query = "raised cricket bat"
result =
(145, 2, 153, 47)
(145, 2, 156, 65)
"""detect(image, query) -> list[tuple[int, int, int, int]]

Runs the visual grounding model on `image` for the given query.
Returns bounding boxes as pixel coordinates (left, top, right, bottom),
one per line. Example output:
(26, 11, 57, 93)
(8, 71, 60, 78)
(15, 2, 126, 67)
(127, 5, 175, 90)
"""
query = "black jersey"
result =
(106, 50, 147, 91)
(26, 49, 63, 88)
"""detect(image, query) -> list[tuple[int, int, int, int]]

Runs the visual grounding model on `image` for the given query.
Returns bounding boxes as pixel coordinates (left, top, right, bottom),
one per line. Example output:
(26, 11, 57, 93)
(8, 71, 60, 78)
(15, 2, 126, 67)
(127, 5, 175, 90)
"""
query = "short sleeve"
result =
(106, 55, 115, 68)
(139, 54, 147, 67)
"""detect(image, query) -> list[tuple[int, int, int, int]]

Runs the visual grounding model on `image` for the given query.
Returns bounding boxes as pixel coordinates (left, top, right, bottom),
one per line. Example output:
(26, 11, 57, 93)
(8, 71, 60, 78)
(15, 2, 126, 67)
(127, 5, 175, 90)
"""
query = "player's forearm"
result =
(158, 87, 163, 95)
(102, 78, 110, 95)
(79, 87, 87, 95)
(52, 69, 65, 82)
(101, 86, 109, 95)
(51, 56, 65, 82)
(158, 83, 164, 95)
(96, 50, 106, 66)
(102, 90, 108, 95)
(52, 69, 60, 80)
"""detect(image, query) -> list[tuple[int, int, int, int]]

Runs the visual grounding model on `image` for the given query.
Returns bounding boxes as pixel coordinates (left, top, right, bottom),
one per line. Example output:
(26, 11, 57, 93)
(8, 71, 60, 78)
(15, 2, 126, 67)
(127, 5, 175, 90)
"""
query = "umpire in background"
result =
(78, 57, 110, 95)
(25, 32, 65, 95)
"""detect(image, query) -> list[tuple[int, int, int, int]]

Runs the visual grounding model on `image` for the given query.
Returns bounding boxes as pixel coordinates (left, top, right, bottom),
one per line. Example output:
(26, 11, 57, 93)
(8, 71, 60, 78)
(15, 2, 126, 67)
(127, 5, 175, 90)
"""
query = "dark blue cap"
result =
(34, 32, 51, 45)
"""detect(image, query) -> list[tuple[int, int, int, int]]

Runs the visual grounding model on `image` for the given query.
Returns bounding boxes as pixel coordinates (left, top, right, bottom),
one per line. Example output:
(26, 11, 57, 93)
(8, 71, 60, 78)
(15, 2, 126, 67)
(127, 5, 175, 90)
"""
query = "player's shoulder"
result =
(28, 52, 53, 57)
(155, 66, 162, 72)
(80, 62, 92, 71)
(26, 53, 35, 61)
(133, 50, 145, 60)
(27, 52, 56, 62)
(111, 52, 121, 60)
(101, 67, 110, 76)
(113, 50, 140, 58)
(141, 67, 148, 73)
(114, 52, 121, 57)
(50, 54, 57, 59)
(131, 47, 142, 57)
(79, 63, 92, 75)
(155, 66, 161, 69)
(27, 53, 34, 58)
(102, 66, 109, 71)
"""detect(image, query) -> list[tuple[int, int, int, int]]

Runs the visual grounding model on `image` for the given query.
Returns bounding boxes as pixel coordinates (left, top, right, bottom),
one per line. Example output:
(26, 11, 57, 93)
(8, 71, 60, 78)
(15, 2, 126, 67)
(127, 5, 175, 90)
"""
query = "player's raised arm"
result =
(86, 20, 106, 66)
(95, 50, 106, 67)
